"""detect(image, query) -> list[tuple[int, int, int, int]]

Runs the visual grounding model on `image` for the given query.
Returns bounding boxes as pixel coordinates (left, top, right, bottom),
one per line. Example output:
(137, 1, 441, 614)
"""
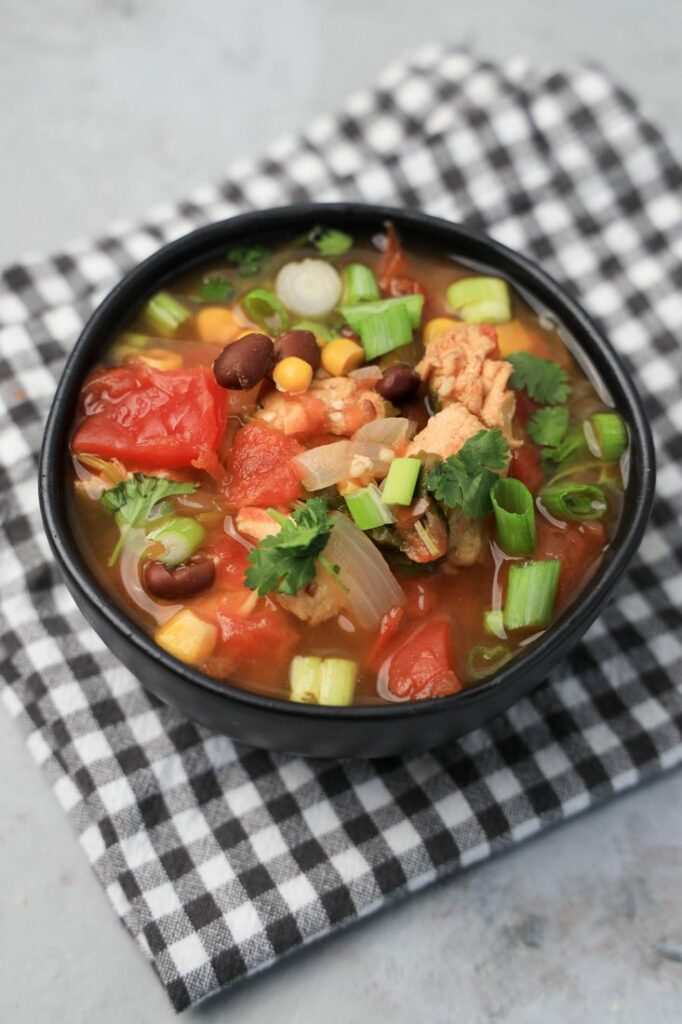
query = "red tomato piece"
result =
(223, 421, 304, 508)
(513, 390, 538, 426)
(72, 365, 226, 469)
(534, 518, 606, 603)
(510, 442, 544, 495)
(217, 605, 299, 680)
(378, 224, 425, 297)
(208, 534, 251, 590)
(368, 606, 405, 671)
(384, 276, 426, 298)
(386, 619, 461, 701)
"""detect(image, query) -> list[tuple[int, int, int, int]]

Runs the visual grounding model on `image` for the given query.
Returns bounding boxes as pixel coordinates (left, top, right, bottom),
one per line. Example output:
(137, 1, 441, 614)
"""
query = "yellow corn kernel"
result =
(132, 347, 183, 371)
(423, 317, 457, 345)
(194, 306, 241, 344)
(321, 338, 365, 377)
(155, 609, 217, 665)
(273, 356, 313, 394)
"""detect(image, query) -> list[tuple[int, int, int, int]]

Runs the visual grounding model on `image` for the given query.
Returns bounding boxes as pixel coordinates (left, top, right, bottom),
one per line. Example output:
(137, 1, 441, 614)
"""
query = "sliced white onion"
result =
(352, 441, 395, 478)
(293, 440, 352, 490)
(325, 513, 404, 631)
(275, 259, 342, 318)
(119, 528, 181, 625)
(353, 417, 417, 445)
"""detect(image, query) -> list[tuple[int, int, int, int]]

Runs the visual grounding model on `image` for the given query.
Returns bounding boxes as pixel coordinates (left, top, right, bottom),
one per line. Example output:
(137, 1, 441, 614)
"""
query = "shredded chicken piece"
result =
(254, 392, 326, 436)
(415, 324, 519, 444)
(234, 507, 280, 543)
(277, 567, 347, 625)
(308, 376, 386, 436)
(405, 402, 485, 461)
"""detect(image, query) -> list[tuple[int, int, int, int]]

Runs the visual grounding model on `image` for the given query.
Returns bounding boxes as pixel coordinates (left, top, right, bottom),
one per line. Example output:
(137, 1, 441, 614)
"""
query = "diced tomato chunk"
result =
(513, 390, 538, 426)
(385, 619, 461, 701)
(216, 604, 299, 682)
(534, 518, 606, 603)
(378, 224, 425, 297)
(72, 365, 226, 468)
(384, 276, 426, 298)
(207, 534, 251, 590)
(368, 606, 405, 671)
(510, 441, 544, 495)
(223, 421, 304, 508)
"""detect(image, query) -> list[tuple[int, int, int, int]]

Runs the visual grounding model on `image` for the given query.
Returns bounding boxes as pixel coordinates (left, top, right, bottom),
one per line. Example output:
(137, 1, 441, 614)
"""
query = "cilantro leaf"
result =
(426, 429, 510, 519)
(200, 276, 235, 302)
(227, 244, 268, 278)
(100, 473, 198, 565)
(527, 406, 569, 449)
(508, 352, 571, 405)
(543, 426, 589, 464)
(308, 226, 353, 256)
(245, 499, 333, 597)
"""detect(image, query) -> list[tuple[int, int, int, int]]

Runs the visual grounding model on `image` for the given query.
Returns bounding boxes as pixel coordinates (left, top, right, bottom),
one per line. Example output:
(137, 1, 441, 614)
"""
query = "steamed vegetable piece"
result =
(146, 516, 205, 567)
(143, 292, 191, 336)
(508, 352, 571, 405)
(245, 499, 334, 596)
(381, 457, 421, 506)
(289, 655, 358, 705)
(358, 302, 413, 359)
(353, 417, 416, 445)
(275, 259, 342, 317)
(324, 513, 405, 631)
(491, 477, 536, 555)
(293, 440, 353, 490)
(584, 412, 628, 461)
(243, 288, 289, 333)
(427, 429, 509, 518)
(344, 484, 395, 530)
(503, 560, 561, 630)
(155, 609, 218, 664)
(446, 276, 511, 324)
(339, 293, 424, 332)
(540, 482, 607, 521)
(344, 263, 380, 303)
(100, 473, 198, 566)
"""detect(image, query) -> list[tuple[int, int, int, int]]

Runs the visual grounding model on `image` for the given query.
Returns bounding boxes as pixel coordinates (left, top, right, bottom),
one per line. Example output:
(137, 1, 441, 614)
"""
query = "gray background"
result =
(1, 1, 680, 1021)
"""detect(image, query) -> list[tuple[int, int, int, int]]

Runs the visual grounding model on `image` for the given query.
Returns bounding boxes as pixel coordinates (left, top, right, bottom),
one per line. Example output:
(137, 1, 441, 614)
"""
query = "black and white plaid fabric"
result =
(1, 46, 681, 1012)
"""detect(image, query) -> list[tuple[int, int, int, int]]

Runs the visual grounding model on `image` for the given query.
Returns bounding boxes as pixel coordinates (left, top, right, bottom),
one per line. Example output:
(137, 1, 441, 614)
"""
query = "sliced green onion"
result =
(143, 292, 191, 336)
(291, 319, 334, 342)
(290, 656, 322, 703)
(358, 304, 413, 359)
(466, 644, 513, 680)
(319, 658, 358, 706)
(540, 483, 607, 522)
(484, 610, 506, 639)
(243, 288, 290, 333)
(446, 277, 511, 324)
(118, 332, 149, 349)
(491, 477, 536, 556)
(381, 457, 421, 506)
(147, 516, 206, 567)
(339, 293, 424, 332)
(503, 559, 561, 631)
(584, 412, 628, 461)
(344, 484, 395, 530)
(310, 227, 353, 256)
(343, 263, 380, 304)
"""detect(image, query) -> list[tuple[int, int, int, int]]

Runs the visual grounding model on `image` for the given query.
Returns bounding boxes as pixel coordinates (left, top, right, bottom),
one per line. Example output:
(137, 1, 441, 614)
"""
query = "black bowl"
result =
(39, 204, 655, 757)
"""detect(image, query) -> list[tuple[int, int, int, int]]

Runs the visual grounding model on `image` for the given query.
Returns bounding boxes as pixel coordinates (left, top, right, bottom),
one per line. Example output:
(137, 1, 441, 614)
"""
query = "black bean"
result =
(376, 364, 420, 402)
(213, 332, 274, 390)
(143, 557, 216, 600)
(273, 330, 321, 371)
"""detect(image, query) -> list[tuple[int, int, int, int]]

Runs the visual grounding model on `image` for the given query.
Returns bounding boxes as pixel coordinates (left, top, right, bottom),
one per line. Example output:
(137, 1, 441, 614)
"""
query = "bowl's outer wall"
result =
(39, 204, 656, 757)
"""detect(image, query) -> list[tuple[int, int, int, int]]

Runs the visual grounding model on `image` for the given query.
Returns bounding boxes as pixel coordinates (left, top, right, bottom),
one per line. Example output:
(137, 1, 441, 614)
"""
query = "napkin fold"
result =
(1, 46, 681, 1011)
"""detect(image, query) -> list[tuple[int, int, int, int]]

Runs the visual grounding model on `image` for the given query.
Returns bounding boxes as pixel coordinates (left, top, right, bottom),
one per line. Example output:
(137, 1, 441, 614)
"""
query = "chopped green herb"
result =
(199, 276, 235, 302)
(427, 429, 510, 519)
(527, 406, 569, 453)
(245, 498, 333, 597)
(309, 226, 353, 256)
(100, 473, 198, 566)
(542, 426, 588, 464)
(508, 352, 571, 405)
(227, 244, 268, 277)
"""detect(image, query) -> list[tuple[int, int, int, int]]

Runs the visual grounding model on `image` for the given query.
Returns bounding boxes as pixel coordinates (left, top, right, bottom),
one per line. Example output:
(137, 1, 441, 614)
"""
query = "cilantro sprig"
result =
(427, 429, 510, 519)
(308, 226, 353, 256)
(527, 406, 569, 449)
(199, 276, 235, 302)
(100, 473, 198, 566)
(508, 352, 571, 405)
(245, 498, 334, 597)
(227, 244, 268, 278)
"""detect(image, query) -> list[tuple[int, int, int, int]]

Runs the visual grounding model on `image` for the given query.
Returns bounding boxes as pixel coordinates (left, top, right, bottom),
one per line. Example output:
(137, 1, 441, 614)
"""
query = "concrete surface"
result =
(1, 2, 681, 1021)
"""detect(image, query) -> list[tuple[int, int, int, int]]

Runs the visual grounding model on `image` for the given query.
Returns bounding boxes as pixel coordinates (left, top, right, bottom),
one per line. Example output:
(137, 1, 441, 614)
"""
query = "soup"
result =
(68, 224, 627, 706)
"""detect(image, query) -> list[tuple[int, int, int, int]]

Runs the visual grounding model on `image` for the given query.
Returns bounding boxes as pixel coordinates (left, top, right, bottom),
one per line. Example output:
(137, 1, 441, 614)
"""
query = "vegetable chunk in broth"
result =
(68, 225, 627, 707)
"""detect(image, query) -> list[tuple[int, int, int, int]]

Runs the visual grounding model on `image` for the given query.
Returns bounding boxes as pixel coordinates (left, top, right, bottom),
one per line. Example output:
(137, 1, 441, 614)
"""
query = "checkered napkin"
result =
(1, 46, 681, 1012)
